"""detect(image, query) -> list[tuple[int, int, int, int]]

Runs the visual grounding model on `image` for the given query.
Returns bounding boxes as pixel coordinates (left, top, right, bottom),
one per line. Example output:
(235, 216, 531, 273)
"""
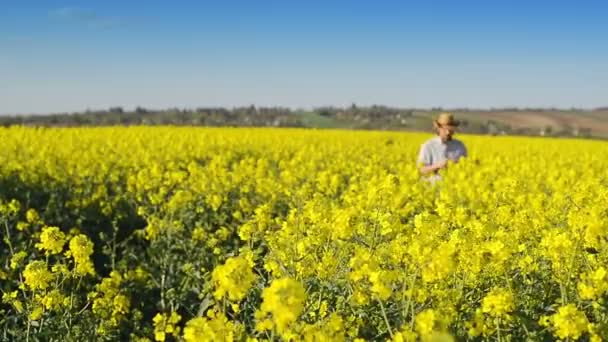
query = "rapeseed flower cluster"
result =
(66, 234, 95, 276)
(542, 304, 589, 340)
(183, 310, 240, 342)
(23, 261, 54, 291)
(35, 226, 66, 255)
(90, 271, 130, 334)
(256, 277, 307, 335)
(153, 311, 181, 341)
(481, 288, 514, 318)
(212, 255, 256, 302)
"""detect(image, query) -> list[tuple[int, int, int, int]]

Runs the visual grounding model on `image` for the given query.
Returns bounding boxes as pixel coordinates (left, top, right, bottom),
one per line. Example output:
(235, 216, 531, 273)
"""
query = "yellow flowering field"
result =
(1, 126, 608, 341)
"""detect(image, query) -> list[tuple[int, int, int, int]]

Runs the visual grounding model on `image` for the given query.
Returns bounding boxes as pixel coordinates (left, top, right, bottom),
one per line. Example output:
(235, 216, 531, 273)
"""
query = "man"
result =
(417, 113, 467, 176)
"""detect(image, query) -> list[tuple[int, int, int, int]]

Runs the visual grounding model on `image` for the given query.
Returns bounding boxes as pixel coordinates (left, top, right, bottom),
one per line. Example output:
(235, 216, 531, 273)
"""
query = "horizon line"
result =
(3, 105, 608, 117)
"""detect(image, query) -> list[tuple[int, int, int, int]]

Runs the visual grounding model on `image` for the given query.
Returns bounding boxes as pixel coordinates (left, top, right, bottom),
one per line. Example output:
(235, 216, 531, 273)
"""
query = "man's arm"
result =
(418, 160, 447, 175)
(417, 143, 448, 174)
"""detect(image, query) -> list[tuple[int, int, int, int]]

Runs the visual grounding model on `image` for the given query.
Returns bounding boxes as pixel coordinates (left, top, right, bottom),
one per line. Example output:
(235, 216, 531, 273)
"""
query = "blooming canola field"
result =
(1, 126, 608, 341)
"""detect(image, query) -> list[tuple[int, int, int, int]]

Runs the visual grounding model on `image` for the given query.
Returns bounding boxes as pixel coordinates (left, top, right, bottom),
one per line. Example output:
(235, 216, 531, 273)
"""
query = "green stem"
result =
(378, 297, 394, 339)
(3, 219, 15, 256)
(496, 318, 501, 342)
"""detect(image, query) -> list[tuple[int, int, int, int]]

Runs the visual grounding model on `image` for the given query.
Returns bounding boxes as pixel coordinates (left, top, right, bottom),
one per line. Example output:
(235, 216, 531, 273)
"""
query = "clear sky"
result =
(1, 0, 607, 114)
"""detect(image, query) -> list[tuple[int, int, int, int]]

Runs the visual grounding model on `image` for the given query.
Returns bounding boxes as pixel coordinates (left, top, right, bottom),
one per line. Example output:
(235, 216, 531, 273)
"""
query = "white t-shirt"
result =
(417, 136, 467, 166)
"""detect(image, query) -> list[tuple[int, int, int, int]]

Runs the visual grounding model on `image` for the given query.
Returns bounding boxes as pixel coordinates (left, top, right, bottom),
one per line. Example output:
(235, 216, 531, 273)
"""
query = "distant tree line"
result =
(0, 106, 301, 128)
(0, 105, 604, 138)
(1, 105, 415, 128)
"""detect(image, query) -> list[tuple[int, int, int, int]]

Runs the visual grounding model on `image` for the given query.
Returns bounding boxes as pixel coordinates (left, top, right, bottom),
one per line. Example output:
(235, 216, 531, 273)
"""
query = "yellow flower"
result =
(465, 312, 484, 337)
(29, 305, 44, 320)
(38, 289, 66, 311)
(413, 309, 452, 341)
(183, 311, 236, 342)
(67, 234, 95, 276)
(391, 327, 417, 342)
(212, 256, 256, 302)
(51, 263, 71, 277)
(415, 309, 438, 336)
(26, 208, 41, 224)
(2, 291, 24, 313)
(550, 304, 588, 340)
(257, 278, 307, 334)
(10, 251, 28, 270)
(36, 226, 66, 255)
(154, 331, 165, 342)
(23, 260, 54, 291)
(153, 312, 182, 341)
(578, 267, 608, 301)
(6, 199, 21, 216)
(91, 271, 129, 329)
(113, 294, 130, 317)
(481, 288, 514, 318)
(300, 313, 346, 341)
(16, 221, 29, 231)
(192, 226, 206, 241)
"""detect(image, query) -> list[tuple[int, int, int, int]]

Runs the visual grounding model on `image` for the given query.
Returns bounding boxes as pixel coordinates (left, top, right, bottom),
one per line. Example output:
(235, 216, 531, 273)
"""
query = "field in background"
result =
(299, 109, 608, 138)
(448, 109, 608, 138)
(3, 108, 608, 139)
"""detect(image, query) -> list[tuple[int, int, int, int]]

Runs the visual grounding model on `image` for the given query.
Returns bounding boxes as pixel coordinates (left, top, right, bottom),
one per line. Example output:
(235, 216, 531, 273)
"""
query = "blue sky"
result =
(1, 0, 607, 114)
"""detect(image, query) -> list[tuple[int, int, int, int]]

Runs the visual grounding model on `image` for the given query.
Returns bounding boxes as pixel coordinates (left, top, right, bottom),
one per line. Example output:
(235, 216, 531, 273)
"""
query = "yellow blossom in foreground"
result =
(577, 267, 608, 300)
(30, 305, 44, 320)
(414, 309, 453, 342)
(66, 234, 95, 276)
(36, 226, 66, 255)
(153, 312, 182, 341)
(549, 304, 589, 340)
(300, 313, 346, 342)
(183, 311, 236, 342)
(23, 260, 54, 291)
(481, 288, 514, 318)
(212, 255, 256, 302)
(91, 271, 130, 332)
(2, 291, 24, 313)
(37, 289, 67, 311)
(257, 278, 307, 334)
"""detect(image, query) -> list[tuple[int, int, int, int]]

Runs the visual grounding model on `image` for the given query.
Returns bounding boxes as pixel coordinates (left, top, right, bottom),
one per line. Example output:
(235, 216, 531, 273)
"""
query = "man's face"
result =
(438, 125, 456, 142)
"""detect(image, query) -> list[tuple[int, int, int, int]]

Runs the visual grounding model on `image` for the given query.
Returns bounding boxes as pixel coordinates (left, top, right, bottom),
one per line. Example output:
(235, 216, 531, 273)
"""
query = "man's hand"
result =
(419, 159, 448, 175)
(436, 159, 448, 169)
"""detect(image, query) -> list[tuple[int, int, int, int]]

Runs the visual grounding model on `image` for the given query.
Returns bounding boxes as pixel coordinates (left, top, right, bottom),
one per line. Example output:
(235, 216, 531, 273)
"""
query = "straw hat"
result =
(433, 112, 460, 128)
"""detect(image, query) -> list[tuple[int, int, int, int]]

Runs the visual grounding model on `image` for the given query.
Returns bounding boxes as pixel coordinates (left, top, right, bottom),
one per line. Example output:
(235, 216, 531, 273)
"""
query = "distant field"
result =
(3, 108, 608, 139)
(449, 110, 608, 138)
(294, 110, 608, 138)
